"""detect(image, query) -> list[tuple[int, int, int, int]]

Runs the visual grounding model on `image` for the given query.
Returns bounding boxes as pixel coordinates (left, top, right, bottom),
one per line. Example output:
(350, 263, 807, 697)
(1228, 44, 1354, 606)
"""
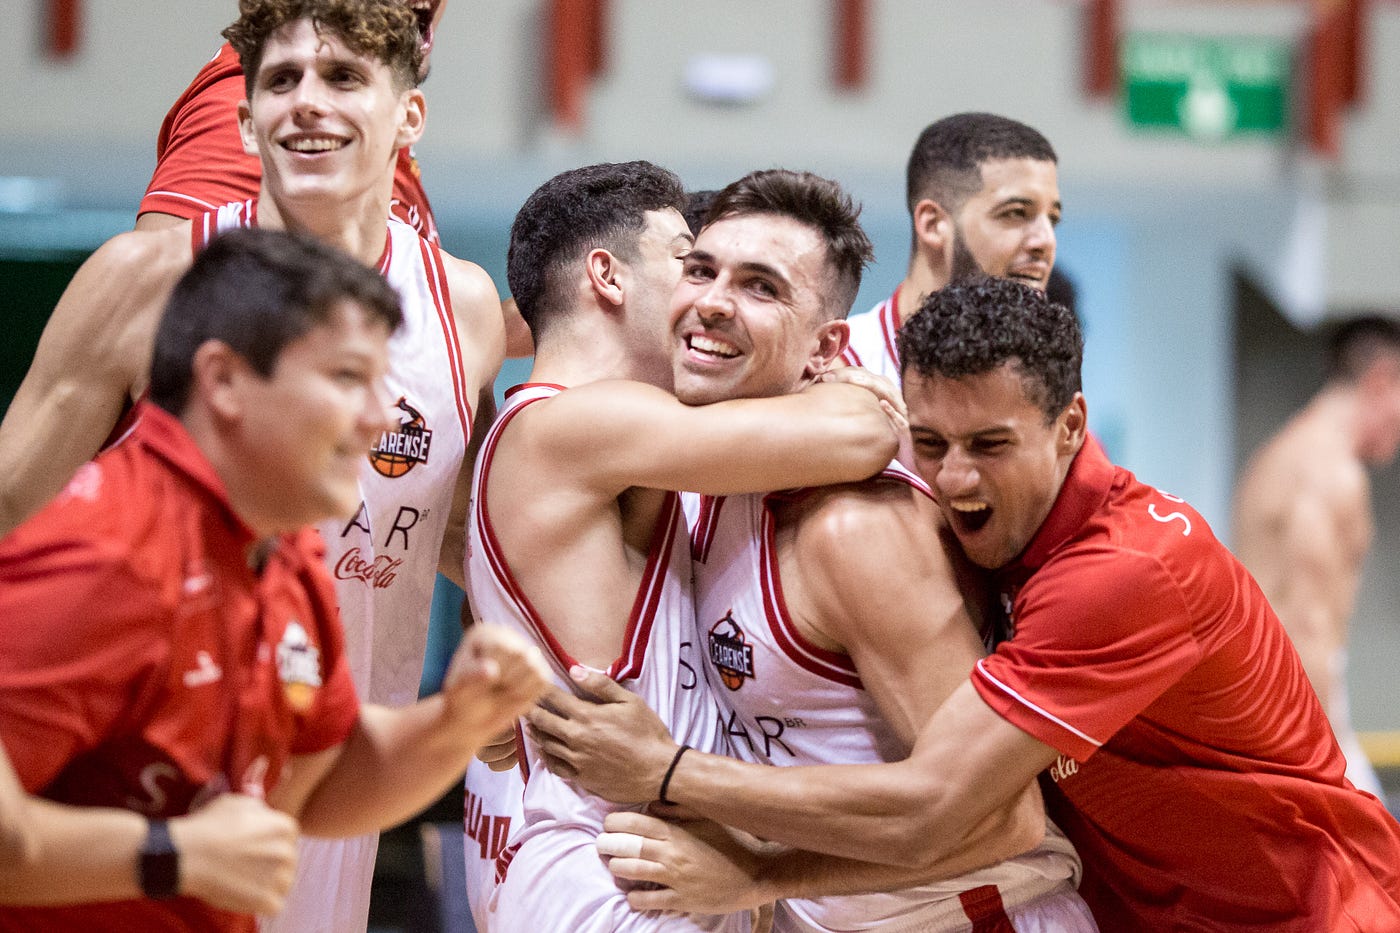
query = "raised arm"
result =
(0, 230, 187, 534)
(270, 624, 547, 837)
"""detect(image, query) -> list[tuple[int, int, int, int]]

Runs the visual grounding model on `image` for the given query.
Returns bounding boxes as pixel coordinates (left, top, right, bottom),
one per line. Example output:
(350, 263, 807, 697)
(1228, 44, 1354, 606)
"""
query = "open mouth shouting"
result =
(947, 498, 992, 535)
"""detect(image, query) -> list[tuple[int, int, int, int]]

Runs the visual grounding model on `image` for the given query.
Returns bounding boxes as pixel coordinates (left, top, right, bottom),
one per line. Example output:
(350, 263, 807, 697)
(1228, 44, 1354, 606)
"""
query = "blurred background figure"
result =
(1234, 315, 1400, 799)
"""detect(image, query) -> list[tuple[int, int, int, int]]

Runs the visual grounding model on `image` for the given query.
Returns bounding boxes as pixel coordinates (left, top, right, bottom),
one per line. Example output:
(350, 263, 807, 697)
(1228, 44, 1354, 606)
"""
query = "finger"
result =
(487, 755, 518, 773)
(525, 698, 573, 734)
(538, 749, 578, 779)
(595, 831, 647, 859)
(602, 810, 670, 837)
(626, 884, 683, 912)
(605, 855, 668, 885)
(567, 664, 631, 702)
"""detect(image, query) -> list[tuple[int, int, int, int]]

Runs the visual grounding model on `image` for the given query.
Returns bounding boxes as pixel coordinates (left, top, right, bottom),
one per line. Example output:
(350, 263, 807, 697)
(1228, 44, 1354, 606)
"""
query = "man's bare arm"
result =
(531, 673, 1057, 871)
(435, 256, 506, 588)
(518, 378, 900, 500)
(270, 625, 547, 837)
(0, 230, 188, 534)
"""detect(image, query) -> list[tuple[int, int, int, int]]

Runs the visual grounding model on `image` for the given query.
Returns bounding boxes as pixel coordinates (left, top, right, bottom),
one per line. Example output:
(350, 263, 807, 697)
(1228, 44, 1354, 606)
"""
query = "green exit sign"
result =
(1122, 34, 1290, 140)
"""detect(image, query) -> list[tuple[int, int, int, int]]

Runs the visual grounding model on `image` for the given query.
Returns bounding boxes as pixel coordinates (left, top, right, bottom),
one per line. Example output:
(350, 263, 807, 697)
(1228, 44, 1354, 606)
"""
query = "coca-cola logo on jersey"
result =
(335, 548, 403, 589)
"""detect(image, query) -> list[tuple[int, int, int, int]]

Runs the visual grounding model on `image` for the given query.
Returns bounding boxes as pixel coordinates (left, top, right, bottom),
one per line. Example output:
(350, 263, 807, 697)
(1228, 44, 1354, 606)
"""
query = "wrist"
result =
(657, 744, 691, 805)
(138, 819, 181, 900)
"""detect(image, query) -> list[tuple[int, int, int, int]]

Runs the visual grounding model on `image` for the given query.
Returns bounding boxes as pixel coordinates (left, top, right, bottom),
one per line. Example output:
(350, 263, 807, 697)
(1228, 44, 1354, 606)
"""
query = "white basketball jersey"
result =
(690, 463, 1082, 932)
(468, 383, 747, 932)
(840, 289, 903, 383)
(196, 202, 472, 933)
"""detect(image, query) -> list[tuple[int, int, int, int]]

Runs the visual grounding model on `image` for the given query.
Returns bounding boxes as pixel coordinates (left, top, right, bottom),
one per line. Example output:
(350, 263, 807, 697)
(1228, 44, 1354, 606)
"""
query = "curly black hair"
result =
(507, 161, 687, 341)
(898, 274, 1082, 423)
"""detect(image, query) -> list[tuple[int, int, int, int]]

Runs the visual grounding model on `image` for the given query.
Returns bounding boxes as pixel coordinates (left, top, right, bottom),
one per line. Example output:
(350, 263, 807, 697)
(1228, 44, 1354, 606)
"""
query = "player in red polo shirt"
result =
(0, 228, 546, 931)
(540, 275, 1400, 931)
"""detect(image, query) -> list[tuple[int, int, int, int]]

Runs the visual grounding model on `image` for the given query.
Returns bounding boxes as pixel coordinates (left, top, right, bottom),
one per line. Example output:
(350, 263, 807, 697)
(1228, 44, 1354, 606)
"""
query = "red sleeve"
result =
(0, 534, 168, 791)
(139, 44, 260, 220)
(282, 530, 360, 755)
(972, 548, 1202, 762)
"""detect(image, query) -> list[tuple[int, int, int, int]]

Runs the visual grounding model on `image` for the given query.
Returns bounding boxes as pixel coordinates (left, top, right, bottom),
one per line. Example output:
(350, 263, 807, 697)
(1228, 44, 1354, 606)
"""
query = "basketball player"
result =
(0, 2, 506, 929)
(0, 227, 548, 930)
(136, 0, 446, 241)
(1234, 315, 1400, 799)
(468, 161, 906, 931)
(528, 171, 1094, 931)
(841, 112, 1059, 381)
(553, 277, 1400, 930)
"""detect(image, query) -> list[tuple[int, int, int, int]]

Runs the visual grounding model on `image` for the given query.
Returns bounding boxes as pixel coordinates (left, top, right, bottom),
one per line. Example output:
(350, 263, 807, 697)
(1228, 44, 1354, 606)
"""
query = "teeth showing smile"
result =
(950, 500, 989, 513)
(285, 137, 346, 153)
(689, 334, 739, 358)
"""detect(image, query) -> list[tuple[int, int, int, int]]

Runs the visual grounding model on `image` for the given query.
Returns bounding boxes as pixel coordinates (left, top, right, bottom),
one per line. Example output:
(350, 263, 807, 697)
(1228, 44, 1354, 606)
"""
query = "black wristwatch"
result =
(139, 819, 180, 900)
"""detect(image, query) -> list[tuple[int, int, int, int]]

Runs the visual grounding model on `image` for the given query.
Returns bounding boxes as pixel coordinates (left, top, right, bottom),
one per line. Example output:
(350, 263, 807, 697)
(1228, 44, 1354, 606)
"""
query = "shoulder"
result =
(439, 251, 503, 318)
(782, 477, 943, 575)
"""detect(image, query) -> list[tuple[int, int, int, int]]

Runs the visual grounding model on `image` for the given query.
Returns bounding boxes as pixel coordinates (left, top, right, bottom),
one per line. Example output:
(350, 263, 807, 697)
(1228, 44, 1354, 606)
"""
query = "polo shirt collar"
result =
(1007, 434, 1114, 574)
(136, 401, 257, 547)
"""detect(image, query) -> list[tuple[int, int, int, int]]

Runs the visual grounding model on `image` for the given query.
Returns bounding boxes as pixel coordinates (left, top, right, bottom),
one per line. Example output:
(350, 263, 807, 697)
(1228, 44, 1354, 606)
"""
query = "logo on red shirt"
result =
(276, 621, 323, 713)
(369, 397, 433, 478)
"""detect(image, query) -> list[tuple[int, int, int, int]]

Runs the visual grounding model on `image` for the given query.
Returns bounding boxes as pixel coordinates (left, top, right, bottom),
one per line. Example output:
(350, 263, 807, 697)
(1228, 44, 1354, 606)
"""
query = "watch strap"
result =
(139, 819, 180, 900)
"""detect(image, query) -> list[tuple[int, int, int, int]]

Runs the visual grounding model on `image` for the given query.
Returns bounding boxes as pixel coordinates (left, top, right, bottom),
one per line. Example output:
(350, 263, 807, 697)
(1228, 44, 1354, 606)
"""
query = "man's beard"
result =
(948, 227, 984, 284)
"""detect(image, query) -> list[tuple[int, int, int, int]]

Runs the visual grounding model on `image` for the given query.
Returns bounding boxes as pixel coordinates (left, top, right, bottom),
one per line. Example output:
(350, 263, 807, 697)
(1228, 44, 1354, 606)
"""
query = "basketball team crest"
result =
(275, 621, 323, 713)
(708, 611, 755, 691)
(369, 396, 434, 477)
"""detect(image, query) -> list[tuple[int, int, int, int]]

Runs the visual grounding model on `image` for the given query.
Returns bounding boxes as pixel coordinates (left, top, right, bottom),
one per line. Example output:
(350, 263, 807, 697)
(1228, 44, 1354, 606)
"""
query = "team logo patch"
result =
(369, 397, 433, 477)
(276, 621, 323, 713)
(708, 611, 755, 691)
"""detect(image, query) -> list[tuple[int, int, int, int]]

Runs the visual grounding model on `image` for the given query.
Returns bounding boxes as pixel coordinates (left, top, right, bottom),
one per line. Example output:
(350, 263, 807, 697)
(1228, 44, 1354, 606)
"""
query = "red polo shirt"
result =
(0, 403, 359, 932)
(973, 437, 1400, 930)
(139, 42, 439, 243)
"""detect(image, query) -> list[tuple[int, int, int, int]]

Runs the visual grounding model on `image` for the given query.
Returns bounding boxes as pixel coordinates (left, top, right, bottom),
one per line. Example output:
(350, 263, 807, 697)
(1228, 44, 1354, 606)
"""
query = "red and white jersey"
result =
(468, 383, 746, 932)
(691, 462, 1081, 932)
(194, 204, 470, 933)
(194, 202, 471, 707)
(142, 42, 439, 242)
(839, 288, 903, 383)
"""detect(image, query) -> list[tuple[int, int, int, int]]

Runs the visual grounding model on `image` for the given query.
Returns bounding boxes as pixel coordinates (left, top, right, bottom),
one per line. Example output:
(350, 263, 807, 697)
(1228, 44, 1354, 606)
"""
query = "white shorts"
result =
(773, 881, 1097, 933)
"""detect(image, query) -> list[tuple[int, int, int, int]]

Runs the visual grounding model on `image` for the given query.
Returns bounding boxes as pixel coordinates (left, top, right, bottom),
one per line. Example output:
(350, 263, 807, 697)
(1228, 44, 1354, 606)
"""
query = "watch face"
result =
(140, 820, 180, 900)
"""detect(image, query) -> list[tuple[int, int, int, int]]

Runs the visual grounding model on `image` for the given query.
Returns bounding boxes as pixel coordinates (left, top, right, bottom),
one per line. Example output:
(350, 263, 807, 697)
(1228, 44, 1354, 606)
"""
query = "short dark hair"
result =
(1325, 315, 1400, 383)
(899, 275, 1082, 422)
(225, 0, 423, 99)
(682, 189, 720, 234)
(506, 161, 687, 341)
(906, 112, 1057, 216)
(706, 169, 873, 318)
(149, 227, 403, 415)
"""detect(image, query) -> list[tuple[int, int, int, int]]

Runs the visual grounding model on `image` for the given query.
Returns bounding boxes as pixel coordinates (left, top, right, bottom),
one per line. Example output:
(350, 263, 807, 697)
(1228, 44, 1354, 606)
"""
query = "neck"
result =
(900, 249, 949, 322)
(529, 317, 662, 390)
(256, 183, 392, 267)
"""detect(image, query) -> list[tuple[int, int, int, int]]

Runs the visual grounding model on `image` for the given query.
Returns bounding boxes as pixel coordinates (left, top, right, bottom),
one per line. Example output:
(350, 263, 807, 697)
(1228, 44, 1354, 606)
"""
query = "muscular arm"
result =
(514, 378, 899, 500)
(0, 230, 188, 534)
(269, 624, 546, 837)
(436, 256, 505, 588)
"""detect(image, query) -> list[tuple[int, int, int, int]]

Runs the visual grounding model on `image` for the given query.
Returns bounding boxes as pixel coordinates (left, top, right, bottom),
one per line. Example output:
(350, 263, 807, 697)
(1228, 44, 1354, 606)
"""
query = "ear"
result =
(912, 198, 953, 257)
(583, 248, 625, 309)
(1057, 393, 1088, 455)
(394, 88, 427, 149)
(191, 340, 250, 423)
(805, 319, 851, 378)
(237, 99, 258, 157)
